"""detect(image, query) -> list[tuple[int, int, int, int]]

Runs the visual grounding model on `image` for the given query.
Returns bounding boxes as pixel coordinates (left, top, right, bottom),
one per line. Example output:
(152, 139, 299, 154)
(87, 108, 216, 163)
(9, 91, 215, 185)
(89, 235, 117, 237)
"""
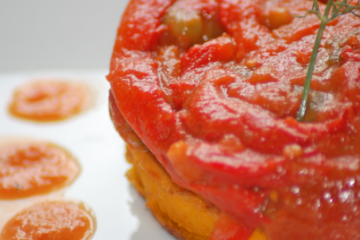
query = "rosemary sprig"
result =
(296, 0, 360, 121)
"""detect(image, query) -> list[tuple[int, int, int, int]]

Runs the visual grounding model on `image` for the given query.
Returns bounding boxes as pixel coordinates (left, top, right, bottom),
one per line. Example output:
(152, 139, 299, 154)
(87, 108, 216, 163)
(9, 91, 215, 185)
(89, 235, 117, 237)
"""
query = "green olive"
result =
(202, 11, 224, 42)
(164, 7, 203, 48)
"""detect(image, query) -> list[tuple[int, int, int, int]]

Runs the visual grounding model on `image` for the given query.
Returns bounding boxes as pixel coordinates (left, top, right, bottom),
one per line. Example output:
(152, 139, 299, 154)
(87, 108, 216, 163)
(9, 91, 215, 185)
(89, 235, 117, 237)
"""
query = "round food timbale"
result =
(108, 0, 360, 239)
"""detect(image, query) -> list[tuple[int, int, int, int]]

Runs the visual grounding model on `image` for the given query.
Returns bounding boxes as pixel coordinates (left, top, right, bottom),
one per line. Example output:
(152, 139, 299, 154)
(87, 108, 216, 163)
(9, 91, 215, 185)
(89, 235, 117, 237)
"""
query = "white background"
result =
(0, 0, 125, 72)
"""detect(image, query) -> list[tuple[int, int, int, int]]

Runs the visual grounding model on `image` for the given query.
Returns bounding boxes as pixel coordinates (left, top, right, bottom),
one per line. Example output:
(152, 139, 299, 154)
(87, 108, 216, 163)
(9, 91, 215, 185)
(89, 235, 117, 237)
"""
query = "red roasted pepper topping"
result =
(108, 0, 360, 239)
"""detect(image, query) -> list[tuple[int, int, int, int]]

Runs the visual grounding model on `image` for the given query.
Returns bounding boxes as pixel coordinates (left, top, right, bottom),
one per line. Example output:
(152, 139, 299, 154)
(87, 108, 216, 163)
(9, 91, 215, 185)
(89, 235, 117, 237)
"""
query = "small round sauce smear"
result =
(9, 80, 93, 122)
(0, 201, 96, 240)
(0, 141, 80, 199)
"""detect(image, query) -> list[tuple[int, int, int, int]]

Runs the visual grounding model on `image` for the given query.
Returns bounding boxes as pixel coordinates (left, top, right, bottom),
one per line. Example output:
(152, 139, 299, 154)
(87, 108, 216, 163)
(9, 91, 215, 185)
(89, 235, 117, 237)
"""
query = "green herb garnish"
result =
(296, 0, 360, 121)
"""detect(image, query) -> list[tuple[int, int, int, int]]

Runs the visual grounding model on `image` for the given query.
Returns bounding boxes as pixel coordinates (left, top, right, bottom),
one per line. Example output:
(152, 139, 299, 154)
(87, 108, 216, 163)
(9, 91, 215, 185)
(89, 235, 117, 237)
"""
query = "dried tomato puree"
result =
(108, 0, 360, 239)
(0, 201, 95, 240)
(0, 141, 80, 199)
(9, 80, 92, 122)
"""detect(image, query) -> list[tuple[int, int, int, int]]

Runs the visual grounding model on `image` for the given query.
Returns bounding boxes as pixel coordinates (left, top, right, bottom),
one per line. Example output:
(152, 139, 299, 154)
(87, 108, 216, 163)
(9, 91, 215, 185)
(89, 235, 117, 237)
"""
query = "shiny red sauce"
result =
(0, 201, 95, 240)
(0, 141, 80, 200)
(108, 0, 360, 239)
(9, 80, 92, 122)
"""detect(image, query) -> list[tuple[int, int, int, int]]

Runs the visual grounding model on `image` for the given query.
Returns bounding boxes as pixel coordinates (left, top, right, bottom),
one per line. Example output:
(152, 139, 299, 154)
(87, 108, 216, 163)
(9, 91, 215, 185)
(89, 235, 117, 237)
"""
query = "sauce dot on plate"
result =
(0, 201, 96, 240)
(8, 80, 93, 122)
(0, 141, 80, 200)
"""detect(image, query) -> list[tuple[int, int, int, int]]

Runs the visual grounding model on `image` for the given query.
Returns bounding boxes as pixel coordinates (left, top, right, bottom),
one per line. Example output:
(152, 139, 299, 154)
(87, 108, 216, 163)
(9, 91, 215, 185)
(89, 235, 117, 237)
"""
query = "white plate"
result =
(0, 71, 174, 240)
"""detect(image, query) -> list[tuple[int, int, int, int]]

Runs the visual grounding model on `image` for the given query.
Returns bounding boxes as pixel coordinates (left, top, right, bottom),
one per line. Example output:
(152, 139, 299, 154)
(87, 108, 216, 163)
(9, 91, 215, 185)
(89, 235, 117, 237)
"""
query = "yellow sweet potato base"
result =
(125, 145, 220, 240)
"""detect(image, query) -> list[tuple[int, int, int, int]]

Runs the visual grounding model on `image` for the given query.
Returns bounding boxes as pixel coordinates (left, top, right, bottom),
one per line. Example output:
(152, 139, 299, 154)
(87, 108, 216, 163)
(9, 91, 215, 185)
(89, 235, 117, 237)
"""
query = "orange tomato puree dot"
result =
(9, 80, 93, 122)
(0, 201, 95, 240)
(0, 142, 80, 200)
